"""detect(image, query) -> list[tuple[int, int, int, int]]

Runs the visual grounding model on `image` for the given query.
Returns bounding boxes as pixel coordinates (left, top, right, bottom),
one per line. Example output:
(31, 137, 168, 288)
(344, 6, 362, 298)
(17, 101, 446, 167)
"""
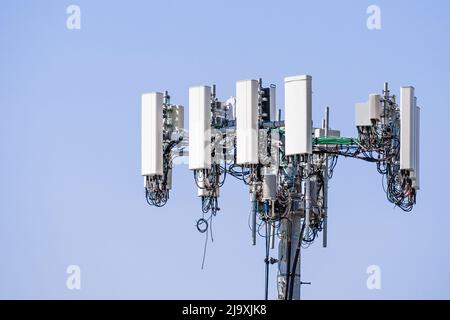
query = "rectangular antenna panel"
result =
(285, 75, 312, 155)
(368, 94, 381, 121)
(269, 86, 276, 121)
(189, 86, 212, 170)
(355, 102, 371, 126)
(412, 105, 420, 190)
(141, 92, 163, 176)
(236, 80, 259, 164)
(400, 86, 415, 171)
(355, 94, 381, 126)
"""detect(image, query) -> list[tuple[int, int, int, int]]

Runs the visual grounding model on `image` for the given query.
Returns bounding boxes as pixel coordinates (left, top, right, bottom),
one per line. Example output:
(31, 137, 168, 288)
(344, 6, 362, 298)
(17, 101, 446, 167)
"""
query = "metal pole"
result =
(270, 201, 276, 249)
(305, 157, 311, 245)
(289, 212, 303, 300)
(288, 157, 311, 300)
(277, 213, 303, 300)
(251, 190, 257, 246)
(270, 222, 276, 250)
(288, 219, 306, 300)
(323, 107, 329, 248)
(265, 221, 269, 300)
(284, 220, 292, 300)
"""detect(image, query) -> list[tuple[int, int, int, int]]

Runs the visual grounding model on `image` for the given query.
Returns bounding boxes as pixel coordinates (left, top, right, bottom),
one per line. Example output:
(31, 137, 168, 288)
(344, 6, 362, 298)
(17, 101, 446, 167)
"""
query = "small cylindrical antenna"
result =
(270, 221, 276, 249)
(383, 82, 389, 98)
(164, 91, 170, 104)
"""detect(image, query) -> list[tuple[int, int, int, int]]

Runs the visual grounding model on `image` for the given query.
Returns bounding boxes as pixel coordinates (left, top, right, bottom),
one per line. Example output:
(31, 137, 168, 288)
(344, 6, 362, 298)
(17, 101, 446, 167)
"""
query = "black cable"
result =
(201, 229, 208, 270)
(196, 218, 208, 233)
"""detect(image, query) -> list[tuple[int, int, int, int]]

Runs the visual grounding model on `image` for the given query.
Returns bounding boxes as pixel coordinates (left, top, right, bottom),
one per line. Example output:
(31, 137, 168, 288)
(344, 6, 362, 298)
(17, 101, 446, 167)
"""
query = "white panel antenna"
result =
(368, 94, 381, 121)
(355, 102, 372, 127)
(141, 92, 163, 176)
(189, 86, 212, 170)
(285, 75, 312, 155)
(355, 94, 381, 127)
(236, 80, 259, 164)
(400, 86, 415, 171)
(269, 85, 276, 122)
(412, 104, 420, 190)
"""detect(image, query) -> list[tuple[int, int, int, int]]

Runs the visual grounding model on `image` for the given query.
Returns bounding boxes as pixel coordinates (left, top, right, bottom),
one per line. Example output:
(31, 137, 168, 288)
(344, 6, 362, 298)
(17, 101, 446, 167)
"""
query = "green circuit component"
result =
(314, 137, 357, 145)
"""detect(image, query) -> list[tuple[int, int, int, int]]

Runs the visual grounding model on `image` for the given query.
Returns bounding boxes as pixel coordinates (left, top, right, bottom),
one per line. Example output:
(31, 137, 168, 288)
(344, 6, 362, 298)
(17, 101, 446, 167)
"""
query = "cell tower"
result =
(141, 75, 420, 300)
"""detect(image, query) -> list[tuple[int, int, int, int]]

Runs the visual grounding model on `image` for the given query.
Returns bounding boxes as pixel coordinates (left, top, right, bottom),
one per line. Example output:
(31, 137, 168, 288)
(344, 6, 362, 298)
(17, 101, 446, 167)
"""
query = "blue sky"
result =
(0, 0, 449, 299)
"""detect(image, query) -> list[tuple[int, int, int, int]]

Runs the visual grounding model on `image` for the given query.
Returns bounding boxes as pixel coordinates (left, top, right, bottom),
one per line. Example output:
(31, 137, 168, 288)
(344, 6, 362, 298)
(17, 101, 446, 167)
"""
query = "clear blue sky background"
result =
(1, 0, 449, 299)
